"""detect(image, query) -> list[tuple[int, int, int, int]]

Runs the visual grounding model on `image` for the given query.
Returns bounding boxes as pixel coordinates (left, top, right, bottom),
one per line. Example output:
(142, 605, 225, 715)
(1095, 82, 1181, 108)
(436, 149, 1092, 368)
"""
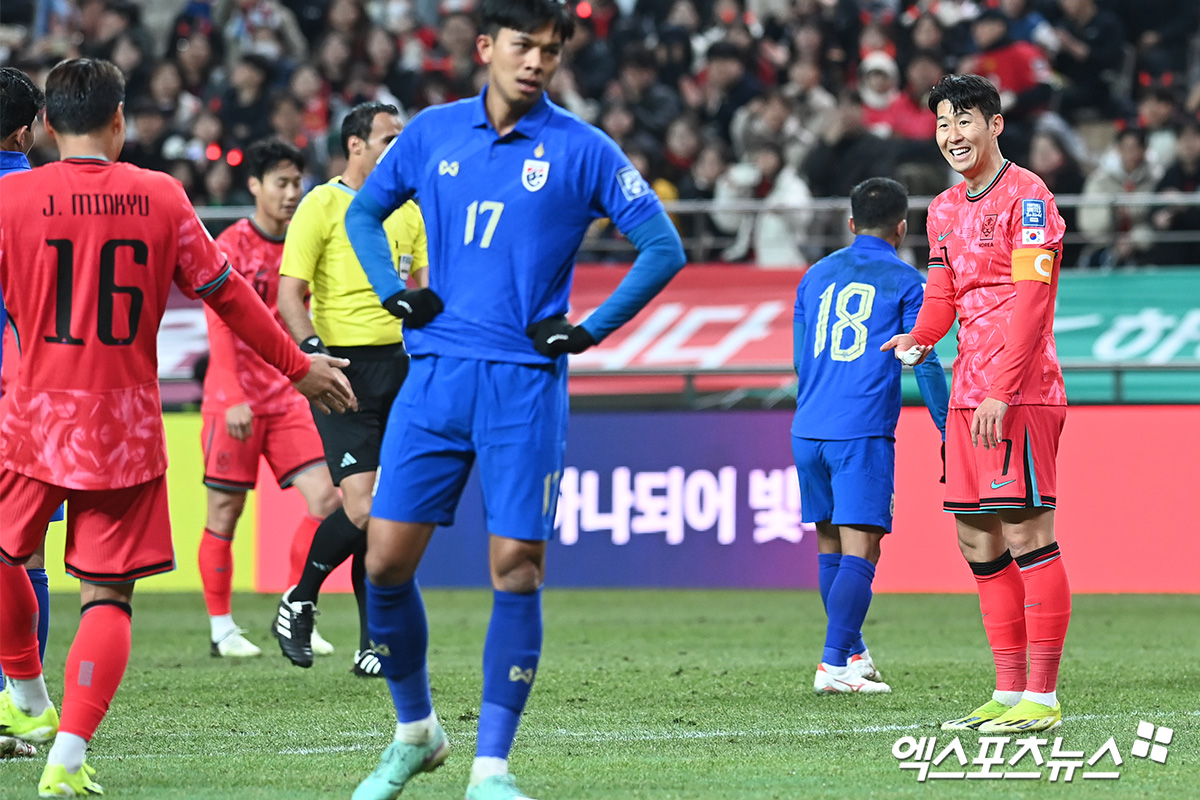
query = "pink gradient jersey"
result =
(924, 161, 1067, 409)
(201, 219, 306, 418)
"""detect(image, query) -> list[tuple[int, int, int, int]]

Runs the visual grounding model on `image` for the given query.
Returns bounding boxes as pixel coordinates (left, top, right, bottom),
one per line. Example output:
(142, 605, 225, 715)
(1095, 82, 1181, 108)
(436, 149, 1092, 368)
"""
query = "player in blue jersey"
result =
(792, 177, 949, 695)
(0, 69, 54, 754)
(342, 1, 686, 797)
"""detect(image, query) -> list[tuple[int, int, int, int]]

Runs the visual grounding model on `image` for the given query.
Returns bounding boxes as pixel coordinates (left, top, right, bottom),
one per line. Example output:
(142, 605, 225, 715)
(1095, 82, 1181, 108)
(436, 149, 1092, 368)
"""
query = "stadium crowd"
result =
(1, 0, 1198, 266)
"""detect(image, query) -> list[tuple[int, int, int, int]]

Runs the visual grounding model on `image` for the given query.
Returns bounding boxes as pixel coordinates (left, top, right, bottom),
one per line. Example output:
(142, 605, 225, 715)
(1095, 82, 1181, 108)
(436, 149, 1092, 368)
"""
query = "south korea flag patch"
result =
(522, 159, 549, 192)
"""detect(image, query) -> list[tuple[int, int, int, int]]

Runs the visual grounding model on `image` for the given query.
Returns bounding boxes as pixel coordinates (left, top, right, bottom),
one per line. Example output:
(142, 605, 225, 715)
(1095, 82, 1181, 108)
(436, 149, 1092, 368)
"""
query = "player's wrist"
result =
(299, 335, 330, 356)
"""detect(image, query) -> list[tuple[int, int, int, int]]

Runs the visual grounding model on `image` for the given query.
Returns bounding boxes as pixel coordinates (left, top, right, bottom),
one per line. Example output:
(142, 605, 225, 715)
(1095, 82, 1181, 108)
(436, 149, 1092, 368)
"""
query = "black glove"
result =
(299, 335, 330, 356)
(940, 441, 946, 484)
(383, 288, 443, 329)
(526, 315, 596, 358)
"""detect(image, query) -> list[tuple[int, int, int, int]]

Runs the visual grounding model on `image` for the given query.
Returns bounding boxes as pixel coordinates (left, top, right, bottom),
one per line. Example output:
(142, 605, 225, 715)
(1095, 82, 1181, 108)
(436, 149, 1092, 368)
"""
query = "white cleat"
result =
(0, 735, 37, 759)
(847, 649, 883, 681)
(814, 663, 891, 694)
(311, 627, 335, 657)
(211, 628, 263, 658)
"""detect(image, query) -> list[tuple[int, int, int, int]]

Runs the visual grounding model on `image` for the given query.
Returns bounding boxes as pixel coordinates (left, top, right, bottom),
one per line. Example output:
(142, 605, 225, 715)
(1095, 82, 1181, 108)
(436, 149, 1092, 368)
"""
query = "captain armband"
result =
(1011, 248, 1057, 284)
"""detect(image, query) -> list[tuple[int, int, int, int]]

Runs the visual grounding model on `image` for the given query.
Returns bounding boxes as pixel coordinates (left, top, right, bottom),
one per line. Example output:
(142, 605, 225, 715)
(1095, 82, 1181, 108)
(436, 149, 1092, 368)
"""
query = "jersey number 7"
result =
(813, 281, 875, 362)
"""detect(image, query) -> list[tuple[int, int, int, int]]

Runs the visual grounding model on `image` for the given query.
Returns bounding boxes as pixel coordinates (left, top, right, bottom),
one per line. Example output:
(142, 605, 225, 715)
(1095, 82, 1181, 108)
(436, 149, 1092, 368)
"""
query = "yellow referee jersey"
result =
(281, 177, 428, 347)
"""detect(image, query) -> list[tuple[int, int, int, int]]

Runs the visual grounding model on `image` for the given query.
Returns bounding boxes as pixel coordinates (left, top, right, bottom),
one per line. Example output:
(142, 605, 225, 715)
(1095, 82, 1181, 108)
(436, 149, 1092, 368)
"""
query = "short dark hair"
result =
(245, 137, 305, 181)
(44, 58, 126, 136)
(850, 177, 908, 231)
(480, 0, 575, 42)
(927, 73, 1001, 119)
(340, 101, 398, 157)
(0, 67, 46, 140)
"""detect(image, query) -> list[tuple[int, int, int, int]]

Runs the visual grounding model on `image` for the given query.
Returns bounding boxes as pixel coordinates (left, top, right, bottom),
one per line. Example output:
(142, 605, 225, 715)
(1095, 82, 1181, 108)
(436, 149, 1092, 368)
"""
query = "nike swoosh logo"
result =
(991, 479, 1016, 489)
(938, 230, 953, 241)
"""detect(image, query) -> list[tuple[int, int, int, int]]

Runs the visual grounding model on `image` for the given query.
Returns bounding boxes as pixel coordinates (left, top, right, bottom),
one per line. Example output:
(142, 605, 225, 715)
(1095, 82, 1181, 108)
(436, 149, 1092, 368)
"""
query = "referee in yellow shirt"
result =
(271, 101, 428, 677)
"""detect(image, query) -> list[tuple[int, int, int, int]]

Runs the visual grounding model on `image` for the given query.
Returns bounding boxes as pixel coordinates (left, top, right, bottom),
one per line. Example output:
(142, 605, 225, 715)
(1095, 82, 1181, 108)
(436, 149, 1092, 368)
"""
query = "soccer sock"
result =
(477, 589, 542, 760)
(46, 732, 88, 773)
(28, 567, 50, 663)
(470, 757, 509, 786)
(292, 508, 365, 604)
(58, 601, 131, 743)
(367, 577, 433, 723)
(0, 561, 43, 682)
(970, 552, 1028, 694)
(288, 513, 322, 588)
(821, 555, 875, 668)
(1017, 542, 1071, 696)
(351, 543, 370, 652)
(817, 552, 840, 613)
(198, 528, 234, 618)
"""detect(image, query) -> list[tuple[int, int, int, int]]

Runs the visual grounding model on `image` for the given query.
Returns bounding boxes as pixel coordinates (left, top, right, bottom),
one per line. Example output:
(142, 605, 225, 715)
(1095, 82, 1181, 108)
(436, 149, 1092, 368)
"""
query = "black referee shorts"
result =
(313, 342, 408, 485)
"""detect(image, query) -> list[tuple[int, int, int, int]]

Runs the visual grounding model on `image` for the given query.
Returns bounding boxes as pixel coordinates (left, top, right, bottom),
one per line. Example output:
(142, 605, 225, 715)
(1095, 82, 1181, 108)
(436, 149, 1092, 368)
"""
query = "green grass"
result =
(4, 592, 1197, 799)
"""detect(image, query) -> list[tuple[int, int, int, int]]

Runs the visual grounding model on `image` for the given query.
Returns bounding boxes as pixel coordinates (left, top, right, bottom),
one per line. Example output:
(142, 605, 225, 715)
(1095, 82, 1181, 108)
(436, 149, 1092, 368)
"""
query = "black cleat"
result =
(272, 588, 315, 668)
(352, 648, 383, 678)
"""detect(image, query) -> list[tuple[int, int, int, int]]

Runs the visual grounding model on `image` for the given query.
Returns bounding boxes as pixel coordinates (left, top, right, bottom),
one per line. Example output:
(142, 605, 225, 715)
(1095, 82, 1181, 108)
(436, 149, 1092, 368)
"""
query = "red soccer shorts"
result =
(201, 405, 325, 492)
(943, 405, 1066, 513)
(0, 471, 174, 583)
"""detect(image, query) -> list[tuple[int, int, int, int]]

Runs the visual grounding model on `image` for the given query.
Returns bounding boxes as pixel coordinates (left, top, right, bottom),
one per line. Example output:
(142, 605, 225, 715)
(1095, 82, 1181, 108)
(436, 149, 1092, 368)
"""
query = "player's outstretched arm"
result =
(294, 353, 358, 414)
(913, 348, 949, 438)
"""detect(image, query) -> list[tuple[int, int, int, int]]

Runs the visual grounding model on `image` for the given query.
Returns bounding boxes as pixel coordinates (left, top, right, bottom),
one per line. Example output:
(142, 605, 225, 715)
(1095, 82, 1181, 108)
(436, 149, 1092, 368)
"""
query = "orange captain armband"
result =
(1011, 248, 1057, 284)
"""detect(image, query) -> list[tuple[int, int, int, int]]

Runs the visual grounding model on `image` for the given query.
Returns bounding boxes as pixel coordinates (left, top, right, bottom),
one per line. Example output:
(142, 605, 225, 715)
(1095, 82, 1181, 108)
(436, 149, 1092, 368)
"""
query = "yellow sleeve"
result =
(409, 203, 428, 274)
(280, 191, 327, 283)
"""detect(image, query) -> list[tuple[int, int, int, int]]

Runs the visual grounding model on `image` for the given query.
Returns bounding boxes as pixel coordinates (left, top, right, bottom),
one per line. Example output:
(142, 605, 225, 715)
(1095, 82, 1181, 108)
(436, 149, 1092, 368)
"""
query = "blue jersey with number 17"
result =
(360, 90, 663, 364)
(792, 235, 945, 441)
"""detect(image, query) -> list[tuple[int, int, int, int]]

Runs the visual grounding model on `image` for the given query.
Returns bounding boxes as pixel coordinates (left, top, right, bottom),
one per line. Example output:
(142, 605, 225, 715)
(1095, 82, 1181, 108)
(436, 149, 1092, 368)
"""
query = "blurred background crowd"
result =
(1, 0, 1198, 267)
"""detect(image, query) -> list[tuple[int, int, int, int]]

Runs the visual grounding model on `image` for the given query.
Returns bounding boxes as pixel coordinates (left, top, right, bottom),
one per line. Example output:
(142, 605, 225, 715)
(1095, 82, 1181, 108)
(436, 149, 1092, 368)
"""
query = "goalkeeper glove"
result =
(526, 315, 596, 358)
(299, 335, 330, 356)
(383, 288, 443, 329)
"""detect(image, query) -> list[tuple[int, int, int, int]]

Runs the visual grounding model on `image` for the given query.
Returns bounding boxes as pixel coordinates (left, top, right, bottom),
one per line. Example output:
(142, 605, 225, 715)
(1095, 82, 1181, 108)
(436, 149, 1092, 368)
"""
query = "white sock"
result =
(1023, 689, 1057, 707)
(993, 689, 1023, 706)
(470, 757, 508, 787)
(8, 676, 52, 716)
(210, 614, 237, 642)
(46, 732, 88, 772)
(394, 710, 438, 745)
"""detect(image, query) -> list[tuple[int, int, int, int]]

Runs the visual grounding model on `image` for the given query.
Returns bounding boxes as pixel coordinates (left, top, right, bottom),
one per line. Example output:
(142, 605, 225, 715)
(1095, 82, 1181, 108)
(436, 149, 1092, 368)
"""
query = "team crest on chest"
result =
(980, 214, 997, 241)
(522, 159, 550, 192)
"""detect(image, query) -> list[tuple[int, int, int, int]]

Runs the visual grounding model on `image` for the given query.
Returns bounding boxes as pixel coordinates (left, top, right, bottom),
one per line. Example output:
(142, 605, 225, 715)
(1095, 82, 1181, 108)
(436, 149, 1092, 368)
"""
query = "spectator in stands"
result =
(661, 113, 704, 185)
(676, 138, 733, 261)
(1114, 0, 1199, 81)
(1134, 84, 1181, 170)
(1149, 115, 1200, 266)
(315, 31, 354, 95)
(730, 89, 807, 169)
(1078, 125, 1161, 267)
(219, 53, 276, 147)
(148, 59, 201, 131)
(802, 89, 895, 199)
(327, 0, 371, 56)
(567, 15, 617, 101)
(1028, 128, 1087, 267)
(122, 98, 171, 173)
(654, 24, 694, 93)
(171, 19, 224, 101)
(216, 0, 308, 68)
(698, 39, 764, 145)
(420, 10, 480, 103)
(999, 0, 1058, 56)
(714, 141, 815, 266)
(110, 30, 152, 99)
(608, 44, 683, 142)
(269, 92, 325, 179)
(1049, 0, 1130, 122)
(364, 27, 421, 112)
(859, 51, 929, 141)
(781, 59, 836, 166)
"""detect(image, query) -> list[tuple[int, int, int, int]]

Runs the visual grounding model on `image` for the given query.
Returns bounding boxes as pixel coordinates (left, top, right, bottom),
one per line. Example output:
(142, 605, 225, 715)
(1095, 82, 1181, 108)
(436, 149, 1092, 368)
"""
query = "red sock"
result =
(971, 554, 1028, 693)
(288, 514, 323, 588)
(1018, 543, 1071, 694)
(0, 561, 42, 679)
(198, 528, 234, 616)
(58, 602, 131, 740)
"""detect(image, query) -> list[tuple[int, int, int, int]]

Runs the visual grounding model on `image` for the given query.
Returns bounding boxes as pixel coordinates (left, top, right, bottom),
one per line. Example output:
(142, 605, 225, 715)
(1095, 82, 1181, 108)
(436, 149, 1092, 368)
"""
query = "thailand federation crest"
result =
(522, 159, 549, 192)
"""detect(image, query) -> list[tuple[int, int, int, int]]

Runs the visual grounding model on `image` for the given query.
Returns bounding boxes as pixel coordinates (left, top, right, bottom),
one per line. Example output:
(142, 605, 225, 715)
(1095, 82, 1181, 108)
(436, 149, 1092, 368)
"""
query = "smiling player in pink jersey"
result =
(883, 74, 1071, 733)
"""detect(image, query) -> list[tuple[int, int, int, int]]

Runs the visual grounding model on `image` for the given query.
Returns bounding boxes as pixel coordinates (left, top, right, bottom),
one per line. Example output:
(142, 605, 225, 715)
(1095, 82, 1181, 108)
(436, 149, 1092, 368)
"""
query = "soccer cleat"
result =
(311, 627, 335, 657)
(352, 648, 383, 678)
(978, 698, 1062, 733)
(940, 699, 1014, 730)
(813, 663, 891, 694)
(0, 686, 59, 744)
(352, 724, 450, 800)
(1, 735, 37, 758)
(38, 760, 103, 796)
(272, 589, 316, 668)
(465, 774, 536, 800)
(847, 650, 882, 681)
(210, 628, 263, 658)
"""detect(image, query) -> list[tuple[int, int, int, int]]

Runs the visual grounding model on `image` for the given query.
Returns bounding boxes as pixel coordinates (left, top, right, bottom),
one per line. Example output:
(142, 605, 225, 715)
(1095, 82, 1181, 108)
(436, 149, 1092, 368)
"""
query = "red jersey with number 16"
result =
(0, 159, 307, 490)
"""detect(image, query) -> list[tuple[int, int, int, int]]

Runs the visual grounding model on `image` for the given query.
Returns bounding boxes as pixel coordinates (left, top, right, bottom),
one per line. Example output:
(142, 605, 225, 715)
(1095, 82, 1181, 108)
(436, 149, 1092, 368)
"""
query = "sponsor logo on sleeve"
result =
(617, 165, 651, 201)
(1021, 198, 1046, 227)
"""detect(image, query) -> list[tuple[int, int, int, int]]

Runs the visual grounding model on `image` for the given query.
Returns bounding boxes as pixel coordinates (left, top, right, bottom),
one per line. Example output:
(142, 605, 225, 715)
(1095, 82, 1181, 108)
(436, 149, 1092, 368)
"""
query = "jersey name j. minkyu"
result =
(926, 161, 1067, 408)
(362, 90, 663, 363)
(0, 159, 232, 489)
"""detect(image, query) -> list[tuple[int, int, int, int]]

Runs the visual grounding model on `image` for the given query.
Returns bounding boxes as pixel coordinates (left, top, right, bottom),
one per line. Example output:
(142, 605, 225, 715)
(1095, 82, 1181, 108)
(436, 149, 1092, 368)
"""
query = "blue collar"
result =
(471, 86, 553, 140)
(0, 150, 32, 176)
(851, 234, 899, 255)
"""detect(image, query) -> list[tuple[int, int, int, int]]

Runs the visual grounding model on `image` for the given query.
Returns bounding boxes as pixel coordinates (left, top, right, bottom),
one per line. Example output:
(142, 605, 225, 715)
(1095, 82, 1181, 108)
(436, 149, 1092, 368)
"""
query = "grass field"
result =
(2, 591, 1197, 799)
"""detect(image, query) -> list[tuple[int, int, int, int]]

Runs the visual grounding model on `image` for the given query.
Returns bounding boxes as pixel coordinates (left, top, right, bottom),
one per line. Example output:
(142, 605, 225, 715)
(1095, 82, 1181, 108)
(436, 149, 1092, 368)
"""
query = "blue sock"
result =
(817, 553, 841, 612)
(477, 589, 542, 759)
(366, 577, 432, 722)
(822, 555, 876, 667)
(28, 568, 49, 663)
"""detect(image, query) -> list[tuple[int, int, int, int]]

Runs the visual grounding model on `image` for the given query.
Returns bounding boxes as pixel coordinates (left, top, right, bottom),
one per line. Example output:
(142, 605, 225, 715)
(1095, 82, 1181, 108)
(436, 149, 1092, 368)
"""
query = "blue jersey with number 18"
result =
(359, 91, 663, 364)
(792, 235, 943, 441)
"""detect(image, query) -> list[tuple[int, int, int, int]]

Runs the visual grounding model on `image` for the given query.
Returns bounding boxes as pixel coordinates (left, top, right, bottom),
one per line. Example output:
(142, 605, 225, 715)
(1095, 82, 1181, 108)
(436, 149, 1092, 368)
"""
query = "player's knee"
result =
(492, 559, 543, 594)
(364, 547, 417, 585)
(206, 491, 246, 534)
(308, 486, 341, 519)
(344, 497, 372, 531)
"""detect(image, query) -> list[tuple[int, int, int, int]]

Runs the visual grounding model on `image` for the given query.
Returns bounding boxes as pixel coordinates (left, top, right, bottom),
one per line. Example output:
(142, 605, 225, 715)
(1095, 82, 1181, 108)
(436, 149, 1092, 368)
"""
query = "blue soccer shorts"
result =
(792, 435, 896, 531)
(372, 354, 568, 540)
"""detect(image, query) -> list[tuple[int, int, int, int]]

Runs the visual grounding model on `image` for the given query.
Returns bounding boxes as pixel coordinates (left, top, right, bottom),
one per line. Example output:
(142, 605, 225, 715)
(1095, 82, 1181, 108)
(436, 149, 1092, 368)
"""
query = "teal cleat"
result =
(465, 775, 536, 800)
(352, 725, 450, 800)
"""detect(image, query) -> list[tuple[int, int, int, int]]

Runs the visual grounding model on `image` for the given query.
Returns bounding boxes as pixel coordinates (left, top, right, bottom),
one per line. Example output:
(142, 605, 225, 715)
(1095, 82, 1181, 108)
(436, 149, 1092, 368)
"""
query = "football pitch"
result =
(4, 591, 1196, 799)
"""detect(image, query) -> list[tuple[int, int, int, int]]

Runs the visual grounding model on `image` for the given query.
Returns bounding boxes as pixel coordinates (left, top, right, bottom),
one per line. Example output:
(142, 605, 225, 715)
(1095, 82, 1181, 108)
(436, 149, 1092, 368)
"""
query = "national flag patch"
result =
(1021, 198, 1046, 227)
(1021, 228, 1045, 245)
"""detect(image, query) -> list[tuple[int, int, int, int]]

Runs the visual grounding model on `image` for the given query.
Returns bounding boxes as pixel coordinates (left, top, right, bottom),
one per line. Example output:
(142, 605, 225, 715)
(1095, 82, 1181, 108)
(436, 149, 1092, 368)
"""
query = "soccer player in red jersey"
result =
(199, 138, 341, 659)
(0, 59, 355, 796)
(883, 74, 1071, 733)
